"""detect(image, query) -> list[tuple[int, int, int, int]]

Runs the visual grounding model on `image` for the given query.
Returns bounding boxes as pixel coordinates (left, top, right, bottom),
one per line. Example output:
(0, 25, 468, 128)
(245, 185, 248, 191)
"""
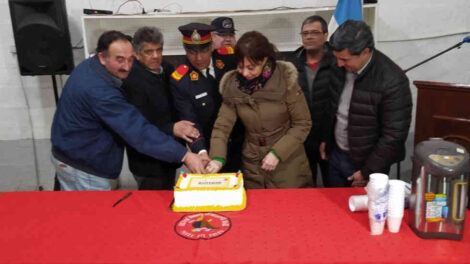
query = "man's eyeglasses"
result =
(300, 30, 324, 37)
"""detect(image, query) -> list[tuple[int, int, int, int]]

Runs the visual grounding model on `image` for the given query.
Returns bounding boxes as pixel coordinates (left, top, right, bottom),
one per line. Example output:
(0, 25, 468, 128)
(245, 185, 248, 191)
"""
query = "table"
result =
(0, 188, 468, 263)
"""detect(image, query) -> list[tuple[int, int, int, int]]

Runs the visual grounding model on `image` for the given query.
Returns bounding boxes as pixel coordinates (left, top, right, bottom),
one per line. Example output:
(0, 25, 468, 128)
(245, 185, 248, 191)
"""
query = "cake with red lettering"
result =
(172, 171, 246, 212)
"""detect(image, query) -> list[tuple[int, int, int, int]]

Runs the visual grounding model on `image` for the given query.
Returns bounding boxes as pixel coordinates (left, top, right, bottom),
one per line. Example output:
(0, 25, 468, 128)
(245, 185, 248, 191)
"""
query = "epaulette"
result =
(171, 64, 189, 81)
(216, 46, 234, 55)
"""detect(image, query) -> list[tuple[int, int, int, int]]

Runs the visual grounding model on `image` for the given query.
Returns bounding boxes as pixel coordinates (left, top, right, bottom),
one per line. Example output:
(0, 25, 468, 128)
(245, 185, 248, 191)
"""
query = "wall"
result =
(375, 0, 470, 177)
(0, 0, 469, 187)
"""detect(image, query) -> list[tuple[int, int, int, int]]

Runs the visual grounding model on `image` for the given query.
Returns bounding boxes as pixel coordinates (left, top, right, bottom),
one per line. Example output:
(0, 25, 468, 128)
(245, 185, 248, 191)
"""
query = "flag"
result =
(328, 0, 363, 37)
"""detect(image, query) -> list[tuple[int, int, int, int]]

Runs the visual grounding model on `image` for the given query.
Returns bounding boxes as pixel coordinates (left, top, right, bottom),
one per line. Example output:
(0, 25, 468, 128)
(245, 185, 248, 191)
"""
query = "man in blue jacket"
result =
(51, 30, 208, 191)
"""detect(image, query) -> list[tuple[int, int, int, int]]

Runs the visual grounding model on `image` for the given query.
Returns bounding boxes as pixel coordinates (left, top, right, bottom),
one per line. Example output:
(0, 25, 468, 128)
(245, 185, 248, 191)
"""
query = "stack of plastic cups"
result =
(367, 173, 389, 235)
(387, 180, 406, 233)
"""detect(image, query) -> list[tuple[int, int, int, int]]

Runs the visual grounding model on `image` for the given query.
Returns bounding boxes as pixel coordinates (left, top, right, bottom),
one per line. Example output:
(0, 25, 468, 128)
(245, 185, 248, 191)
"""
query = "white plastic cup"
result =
(367, 173, 389, 234)
(367, 173, 389, 199)
(369, 217, 386, 235)
(368, 173, 389, 185)
(368, 200, 388, 219)
(388, 196, 405, 216)
(389, 180, 406, 194)
(388, 203, 404, 216)
(388, 180, 406, 217)
(349, 195, 368, 212)
(387, 216, 403, 233)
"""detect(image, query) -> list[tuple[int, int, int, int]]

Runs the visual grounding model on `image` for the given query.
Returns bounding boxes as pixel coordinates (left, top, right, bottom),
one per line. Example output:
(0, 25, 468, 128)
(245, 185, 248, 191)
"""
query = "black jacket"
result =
(122, 59, 180, 177)
(212, 47, 242, 171)
(287, 44, 334, 149)
(212, 47, 237, 82)
(322, 49, 412, 179)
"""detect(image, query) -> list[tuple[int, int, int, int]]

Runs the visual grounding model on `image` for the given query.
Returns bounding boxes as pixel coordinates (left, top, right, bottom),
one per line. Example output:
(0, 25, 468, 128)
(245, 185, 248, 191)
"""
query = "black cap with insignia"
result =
(211, 17, 236, 33)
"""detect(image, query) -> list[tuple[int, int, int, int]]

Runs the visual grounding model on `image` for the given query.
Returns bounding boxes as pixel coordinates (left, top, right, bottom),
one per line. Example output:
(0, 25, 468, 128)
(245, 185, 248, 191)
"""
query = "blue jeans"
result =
(328, 147, 357, 187)
(51, 154, 118, 191)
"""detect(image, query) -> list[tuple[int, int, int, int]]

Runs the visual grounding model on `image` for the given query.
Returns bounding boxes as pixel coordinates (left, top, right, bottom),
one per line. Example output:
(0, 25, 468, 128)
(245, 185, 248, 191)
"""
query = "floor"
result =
(0, 139, 410, 192)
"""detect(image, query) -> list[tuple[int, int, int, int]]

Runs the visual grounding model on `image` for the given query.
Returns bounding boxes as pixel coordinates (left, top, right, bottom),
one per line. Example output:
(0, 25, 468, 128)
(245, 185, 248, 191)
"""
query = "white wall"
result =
(374, 0, 470, 177)
(1, 0, 469, 177)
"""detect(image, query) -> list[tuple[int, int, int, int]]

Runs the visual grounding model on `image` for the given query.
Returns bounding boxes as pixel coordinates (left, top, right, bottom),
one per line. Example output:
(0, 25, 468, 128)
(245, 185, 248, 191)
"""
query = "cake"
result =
(172, 171, 246, 212)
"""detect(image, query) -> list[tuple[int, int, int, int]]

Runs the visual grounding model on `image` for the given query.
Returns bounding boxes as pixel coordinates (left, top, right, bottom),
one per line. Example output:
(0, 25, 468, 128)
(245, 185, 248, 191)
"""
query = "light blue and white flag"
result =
(328, 0, 363, 37)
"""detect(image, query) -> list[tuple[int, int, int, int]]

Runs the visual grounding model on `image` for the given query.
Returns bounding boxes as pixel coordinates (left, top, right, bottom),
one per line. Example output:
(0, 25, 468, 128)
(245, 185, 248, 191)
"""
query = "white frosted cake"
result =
(172, 172, 246, 212)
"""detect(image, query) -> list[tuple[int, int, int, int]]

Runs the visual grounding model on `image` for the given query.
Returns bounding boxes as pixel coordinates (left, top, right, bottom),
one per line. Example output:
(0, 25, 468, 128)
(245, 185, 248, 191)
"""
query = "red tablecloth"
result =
(0, 188, 468, 263)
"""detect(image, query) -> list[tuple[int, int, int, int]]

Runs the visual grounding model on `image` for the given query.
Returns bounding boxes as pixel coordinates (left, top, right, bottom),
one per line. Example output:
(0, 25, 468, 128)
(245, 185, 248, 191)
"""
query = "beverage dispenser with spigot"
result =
(409, 138, 469, 240)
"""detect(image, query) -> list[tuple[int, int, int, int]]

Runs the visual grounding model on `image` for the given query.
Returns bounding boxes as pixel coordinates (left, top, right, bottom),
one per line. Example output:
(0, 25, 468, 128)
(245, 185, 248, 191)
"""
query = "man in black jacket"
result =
(211, 16, 237, 49)
(320, 20, 412, 187)
(122, 27, 200, 190)
(210, 16, 243, 173)
(287, 15, 333, 187)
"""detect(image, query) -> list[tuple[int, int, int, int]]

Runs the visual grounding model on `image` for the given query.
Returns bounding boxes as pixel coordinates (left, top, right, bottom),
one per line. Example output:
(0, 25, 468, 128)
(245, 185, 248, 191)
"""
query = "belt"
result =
(246, 135, 279, 147)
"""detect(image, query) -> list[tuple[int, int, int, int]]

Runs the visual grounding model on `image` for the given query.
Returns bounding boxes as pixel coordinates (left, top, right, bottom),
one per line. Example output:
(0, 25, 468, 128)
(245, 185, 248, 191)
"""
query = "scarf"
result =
(236, 59, 276, 95)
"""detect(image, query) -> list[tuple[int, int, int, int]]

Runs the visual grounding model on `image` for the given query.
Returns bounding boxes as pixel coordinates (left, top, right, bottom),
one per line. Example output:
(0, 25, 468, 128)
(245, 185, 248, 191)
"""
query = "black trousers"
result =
(305, 143, 329, 187)
(222, 119, 244, 173)
(133, 167, 176, 190)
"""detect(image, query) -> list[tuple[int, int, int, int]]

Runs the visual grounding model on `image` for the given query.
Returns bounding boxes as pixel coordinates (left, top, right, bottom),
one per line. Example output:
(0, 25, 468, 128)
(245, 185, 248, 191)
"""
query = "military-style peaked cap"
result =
(178, 23, 214, 45)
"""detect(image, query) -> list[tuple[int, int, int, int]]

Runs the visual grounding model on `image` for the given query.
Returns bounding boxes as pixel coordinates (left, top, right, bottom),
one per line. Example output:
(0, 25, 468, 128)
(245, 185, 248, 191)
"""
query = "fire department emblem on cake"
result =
(174, 213, 231, 240)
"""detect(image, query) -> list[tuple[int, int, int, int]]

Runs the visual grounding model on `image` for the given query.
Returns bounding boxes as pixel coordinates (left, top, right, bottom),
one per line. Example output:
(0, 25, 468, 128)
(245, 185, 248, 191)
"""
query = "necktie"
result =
(206, 68, 214, 80)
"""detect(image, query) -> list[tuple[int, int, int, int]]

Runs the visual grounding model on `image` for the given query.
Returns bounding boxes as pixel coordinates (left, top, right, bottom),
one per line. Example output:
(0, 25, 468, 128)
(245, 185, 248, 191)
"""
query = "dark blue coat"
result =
(212, 48, 236, 81)
(212, 48, 243, 171)
(51, 56, 187, 179)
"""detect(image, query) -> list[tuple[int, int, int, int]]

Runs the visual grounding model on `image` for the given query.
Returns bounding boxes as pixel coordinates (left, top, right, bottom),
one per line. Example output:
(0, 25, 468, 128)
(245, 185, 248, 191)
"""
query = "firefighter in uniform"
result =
(170, 23, 236, 165)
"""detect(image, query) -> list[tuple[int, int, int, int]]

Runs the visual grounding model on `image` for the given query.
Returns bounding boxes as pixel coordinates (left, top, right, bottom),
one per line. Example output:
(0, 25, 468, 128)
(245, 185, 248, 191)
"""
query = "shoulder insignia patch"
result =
(215, 59, 224, 69)
(171, 64, 189, 81)
(217, 46, 234, 55)
(190, 71, 199, 81)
